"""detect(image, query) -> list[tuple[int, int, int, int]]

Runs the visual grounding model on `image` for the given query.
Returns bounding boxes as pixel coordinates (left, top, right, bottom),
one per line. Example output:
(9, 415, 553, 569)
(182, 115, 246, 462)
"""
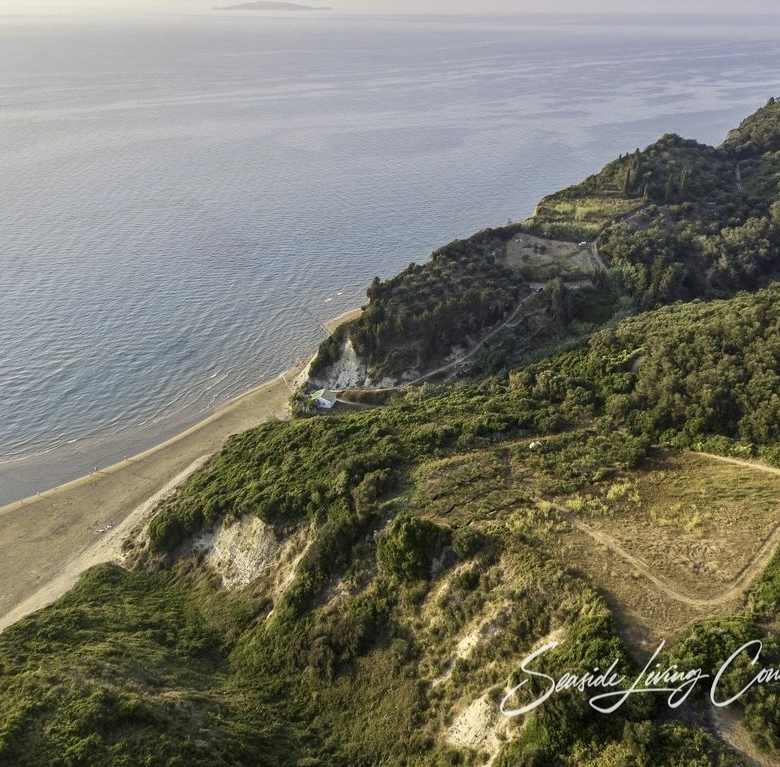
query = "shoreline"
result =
(0, 306, 362, 633)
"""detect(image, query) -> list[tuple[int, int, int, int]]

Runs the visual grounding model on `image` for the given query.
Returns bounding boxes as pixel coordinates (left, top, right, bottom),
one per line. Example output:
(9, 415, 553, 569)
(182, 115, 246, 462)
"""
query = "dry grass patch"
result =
(557, 523, 730, 656)
(565, 451, 780, 588)
(552, 450, 780, 654)
(530, 194, 643, 236)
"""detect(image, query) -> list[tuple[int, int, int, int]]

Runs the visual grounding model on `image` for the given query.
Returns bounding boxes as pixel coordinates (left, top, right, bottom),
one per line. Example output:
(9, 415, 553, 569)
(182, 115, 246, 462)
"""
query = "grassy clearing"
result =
(504, 232, 597, 281)
(541, 194, 643, 222)
(411, 449, 530, 524)
(550, 450, 780, 650)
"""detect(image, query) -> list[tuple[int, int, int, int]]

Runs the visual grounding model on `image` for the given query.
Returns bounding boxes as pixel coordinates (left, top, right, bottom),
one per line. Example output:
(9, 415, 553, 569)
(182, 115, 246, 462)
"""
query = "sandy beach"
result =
(0, 307, 362, 633)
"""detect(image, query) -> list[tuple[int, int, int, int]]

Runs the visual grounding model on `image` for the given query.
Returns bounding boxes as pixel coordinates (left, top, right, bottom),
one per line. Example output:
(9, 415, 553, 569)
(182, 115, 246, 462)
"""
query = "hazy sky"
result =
(3, 0, 780, 15)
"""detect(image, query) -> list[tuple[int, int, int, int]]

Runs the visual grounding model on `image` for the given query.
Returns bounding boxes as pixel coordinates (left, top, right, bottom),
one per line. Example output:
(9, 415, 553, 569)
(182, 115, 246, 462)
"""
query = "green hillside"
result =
(4, 102, 780, 766)
(311, 98, 780, 386)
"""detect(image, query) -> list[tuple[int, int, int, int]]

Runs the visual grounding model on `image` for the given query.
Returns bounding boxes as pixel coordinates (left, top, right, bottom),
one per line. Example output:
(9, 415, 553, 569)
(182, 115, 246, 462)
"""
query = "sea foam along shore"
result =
(0, 307, 362, 633)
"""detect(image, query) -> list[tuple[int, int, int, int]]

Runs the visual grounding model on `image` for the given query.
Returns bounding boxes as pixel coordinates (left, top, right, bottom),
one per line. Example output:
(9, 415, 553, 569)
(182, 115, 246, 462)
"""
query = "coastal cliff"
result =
(310, 97, 780, 395)
(3, 100, 780, 767)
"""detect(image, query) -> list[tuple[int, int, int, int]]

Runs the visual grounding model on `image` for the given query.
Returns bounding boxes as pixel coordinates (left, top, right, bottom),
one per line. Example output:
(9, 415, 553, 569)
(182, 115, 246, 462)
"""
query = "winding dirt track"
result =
(554, 504, 780, 608)
(550, 451, 780, 608)
(402, 291, 544, 388)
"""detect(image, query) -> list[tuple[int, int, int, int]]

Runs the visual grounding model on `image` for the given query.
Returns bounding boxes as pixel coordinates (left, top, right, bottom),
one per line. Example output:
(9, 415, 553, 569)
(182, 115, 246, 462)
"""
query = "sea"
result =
(1, 10, 780, 506)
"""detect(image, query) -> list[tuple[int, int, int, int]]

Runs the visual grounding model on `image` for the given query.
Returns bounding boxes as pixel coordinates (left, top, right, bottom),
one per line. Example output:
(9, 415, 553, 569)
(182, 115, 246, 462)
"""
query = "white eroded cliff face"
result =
(194, 515, 311, 596)
(308, 336, 369, 390)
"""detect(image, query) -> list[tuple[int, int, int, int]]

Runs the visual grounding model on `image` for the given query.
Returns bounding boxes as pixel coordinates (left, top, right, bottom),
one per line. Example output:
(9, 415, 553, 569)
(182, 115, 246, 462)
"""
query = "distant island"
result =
(213, 1, 332, 10)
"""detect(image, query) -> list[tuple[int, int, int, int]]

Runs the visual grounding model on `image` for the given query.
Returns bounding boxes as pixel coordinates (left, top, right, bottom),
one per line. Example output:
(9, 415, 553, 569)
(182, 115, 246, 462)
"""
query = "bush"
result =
(377, 513, 448, 581)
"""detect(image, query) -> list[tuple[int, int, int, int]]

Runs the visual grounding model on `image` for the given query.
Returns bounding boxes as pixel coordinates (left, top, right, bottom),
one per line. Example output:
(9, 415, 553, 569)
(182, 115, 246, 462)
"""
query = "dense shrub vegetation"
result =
(312, 99, 780, 386)
(310, 225, 528, 382)
(6, 102, 780, 765)
(536, 98, 780, 311)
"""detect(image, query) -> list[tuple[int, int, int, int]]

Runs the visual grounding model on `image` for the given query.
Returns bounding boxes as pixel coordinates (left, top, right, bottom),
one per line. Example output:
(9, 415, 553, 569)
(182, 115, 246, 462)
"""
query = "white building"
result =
(310, 388, 338, 409)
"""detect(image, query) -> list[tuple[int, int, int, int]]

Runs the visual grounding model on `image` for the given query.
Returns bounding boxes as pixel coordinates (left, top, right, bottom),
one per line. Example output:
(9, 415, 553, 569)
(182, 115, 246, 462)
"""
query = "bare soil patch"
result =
(504, 233, 598, 280)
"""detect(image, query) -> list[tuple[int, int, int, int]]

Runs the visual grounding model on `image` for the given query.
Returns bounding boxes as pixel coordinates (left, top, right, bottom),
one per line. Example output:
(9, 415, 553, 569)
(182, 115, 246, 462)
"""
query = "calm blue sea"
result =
(1, 11, 780, 505)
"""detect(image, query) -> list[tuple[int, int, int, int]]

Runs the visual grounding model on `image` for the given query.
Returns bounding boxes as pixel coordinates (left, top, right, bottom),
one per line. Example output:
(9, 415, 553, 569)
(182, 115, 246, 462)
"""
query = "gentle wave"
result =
(1, 14, 780, 504)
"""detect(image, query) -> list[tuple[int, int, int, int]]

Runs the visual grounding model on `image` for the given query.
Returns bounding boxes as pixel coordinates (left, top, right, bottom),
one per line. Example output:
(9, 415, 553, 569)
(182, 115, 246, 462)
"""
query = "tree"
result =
(367, 276, 382, 302)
